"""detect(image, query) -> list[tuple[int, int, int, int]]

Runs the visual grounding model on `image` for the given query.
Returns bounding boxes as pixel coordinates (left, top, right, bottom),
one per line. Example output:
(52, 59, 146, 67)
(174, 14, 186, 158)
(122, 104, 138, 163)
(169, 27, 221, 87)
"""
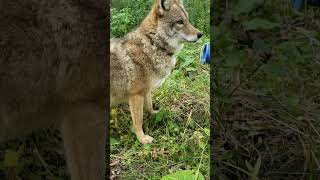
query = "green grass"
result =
(110, 37, 210, 179)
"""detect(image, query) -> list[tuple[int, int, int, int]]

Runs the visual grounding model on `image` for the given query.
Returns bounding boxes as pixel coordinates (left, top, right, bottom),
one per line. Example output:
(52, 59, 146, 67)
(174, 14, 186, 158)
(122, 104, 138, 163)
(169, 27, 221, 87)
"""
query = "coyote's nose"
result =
(197, 32, 203, 39)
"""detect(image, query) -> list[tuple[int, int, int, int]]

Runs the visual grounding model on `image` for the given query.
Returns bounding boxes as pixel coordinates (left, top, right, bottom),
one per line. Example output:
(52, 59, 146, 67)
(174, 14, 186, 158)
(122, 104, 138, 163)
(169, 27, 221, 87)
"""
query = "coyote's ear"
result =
(158, 0, 172, 14)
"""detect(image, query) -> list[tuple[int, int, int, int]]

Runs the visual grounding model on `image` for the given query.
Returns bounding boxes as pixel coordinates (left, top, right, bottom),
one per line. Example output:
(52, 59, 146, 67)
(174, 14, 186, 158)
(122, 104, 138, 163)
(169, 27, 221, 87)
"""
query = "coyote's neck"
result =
(137, 10, 182, 56)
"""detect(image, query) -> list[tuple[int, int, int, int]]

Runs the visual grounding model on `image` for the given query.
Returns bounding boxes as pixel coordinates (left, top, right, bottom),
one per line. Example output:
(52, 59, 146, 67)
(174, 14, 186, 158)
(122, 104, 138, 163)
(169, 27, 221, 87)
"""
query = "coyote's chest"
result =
(151, 55, 176, 89)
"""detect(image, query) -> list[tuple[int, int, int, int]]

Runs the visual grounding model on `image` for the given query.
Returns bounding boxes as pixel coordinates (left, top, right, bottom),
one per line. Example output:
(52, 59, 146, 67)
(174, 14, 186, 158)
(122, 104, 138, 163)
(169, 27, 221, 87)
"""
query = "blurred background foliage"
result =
(212, 0, 320, 179)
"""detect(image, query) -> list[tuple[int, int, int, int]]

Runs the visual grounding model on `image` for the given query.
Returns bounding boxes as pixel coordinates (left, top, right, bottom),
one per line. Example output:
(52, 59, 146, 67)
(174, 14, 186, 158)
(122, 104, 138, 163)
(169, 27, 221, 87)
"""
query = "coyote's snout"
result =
(111, 0, 202, 144)
(156, 0, 203, 42)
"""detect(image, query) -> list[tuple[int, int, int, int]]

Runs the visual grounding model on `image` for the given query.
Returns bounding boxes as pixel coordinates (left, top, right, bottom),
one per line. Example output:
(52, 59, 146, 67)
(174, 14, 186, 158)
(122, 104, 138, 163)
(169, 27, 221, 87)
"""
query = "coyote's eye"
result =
(176, 20, 184, 25)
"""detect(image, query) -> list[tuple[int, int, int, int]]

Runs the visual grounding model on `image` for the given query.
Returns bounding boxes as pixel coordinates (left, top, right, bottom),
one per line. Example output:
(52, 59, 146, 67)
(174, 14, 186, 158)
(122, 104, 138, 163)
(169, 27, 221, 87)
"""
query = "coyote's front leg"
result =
(144, 91, 159, 114)
(129, 94, 153, 144)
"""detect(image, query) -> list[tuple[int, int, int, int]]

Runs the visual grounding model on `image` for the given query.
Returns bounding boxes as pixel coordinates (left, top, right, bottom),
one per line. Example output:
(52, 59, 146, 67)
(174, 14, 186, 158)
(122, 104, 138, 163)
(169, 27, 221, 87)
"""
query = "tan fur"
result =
(110, 0, 202, 144)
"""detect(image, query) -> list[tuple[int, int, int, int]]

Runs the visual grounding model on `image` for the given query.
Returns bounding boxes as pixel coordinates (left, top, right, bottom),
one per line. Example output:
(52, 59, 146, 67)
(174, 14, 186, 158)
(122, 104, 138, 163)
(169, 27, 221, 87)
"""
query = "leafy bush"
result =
(110, 0, 153, 37)
(110, 0, 210, 37)
(184, 0, 210, 35)
(110, 8, 135, 37)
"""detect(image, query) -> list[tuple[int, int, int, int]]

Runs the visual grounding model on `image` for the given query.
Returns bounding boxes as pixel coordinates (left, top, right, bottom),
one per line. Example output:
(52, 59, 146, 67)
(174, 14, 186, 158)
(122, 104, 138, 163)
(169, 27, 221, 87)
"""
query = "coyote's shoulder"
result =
(111, 27, 178, 102)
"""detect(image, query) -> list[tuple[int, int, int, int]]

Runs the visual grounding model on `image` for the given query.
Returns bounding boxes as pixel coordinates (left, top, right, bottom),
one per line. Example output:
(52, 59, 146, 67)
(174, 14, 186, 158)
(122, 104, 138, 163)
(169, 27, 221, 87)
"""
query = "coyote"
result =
(111, 0, 202, 144)
(0, 0, 107, 179)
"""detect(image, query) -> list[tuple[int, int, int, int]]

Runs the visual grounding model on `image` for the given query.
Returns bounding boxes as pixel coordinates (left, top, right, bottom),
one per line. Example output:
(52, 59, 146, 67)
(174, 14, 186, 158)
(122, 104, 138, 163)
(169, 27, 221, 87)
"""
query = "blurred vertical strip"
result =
(106, 0, 110, 179)
(210, 0, 214, 179)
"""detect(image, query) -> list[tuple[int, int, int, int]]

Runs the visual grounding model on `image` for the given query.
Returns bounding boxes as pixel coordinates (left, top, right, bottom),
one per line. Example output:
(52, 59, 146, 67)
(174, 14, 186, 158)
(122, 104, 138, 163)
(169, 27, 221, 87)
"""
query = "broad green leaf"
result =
(242, 18, 280, 30)
(233, 0, 264, 16)
(156, 109, 166, 123)
(161, 170, 205, 180)
(143, 144, 151, 150)
(110, 138, 120, 146)
(253, 39, 271, 53)
(224, 50, 246, 67)
(4, 149, 19, 168)
(180, 56, 194, 68)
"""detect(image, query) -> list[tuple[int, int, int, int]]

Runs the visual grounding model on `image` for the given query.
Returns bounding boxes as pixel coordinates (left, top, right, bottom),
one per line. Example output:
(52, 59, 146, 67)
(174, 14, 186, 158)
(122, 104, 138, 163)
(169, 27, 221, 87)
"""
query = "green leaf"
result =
(203, 128, 210, 136)
(110, 138, 120, 146)
(253, 39, 271, 53)
(156, 109, 166, 123)
(4, 149, 19, 168)
(233, 0, 264, 16)
(111, 108, 118, 119)
(186, 67, 197, 72)
(262, 62, 288, 76)
(199, 140, 206, 149)
(251, 155, 261, 180)
(277, 41, 304, 63)
(180, 56, 194, 68)
(242, 18, 280, 30)
(245, 160, 254, 172)
(143, 144, 151, 150)
(161, 170, 205, 180)
(143, 144, 151, 155)
(224, 50, 246, 67)
(286, 95, 300, 108)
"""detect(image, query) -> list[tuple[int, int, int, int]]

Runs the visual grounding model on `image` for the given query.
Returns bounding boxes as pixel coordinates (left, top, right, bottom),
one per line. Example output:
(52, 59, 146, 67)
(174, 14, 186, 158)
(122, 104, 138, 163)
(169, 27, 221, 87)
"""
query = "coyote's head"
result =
(151, 0, 203, 43)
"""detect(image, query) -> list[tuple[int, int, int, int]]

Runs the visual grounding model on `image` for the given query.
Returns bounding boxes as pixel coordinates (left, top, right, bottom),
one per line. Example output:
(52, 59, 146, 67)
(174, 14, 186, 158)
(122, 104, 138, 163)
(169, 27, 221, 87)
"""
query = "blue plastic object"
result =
(292, 0, 320, 10)
(293, 0, 304, 10)
(200, 42, 210, 64)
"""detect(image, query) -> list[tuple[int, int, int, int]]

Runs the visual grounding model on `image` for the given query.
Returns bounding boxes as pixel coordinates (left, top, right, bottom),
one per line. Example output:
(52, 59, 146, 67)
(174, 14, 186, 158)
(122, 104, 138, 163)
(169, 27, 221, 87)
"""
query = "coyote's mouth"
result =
(182, 36, 200, 42)
(181, 33, 203, 42)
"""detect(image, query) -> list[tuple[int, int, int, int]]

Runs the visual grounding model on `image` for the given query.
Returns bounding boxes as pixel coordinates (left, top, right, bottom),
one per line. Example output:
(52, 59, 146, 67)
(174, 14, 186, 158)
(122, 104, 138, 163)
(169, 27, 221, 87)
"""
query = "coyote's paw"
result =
(139, 135, 154, 144)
